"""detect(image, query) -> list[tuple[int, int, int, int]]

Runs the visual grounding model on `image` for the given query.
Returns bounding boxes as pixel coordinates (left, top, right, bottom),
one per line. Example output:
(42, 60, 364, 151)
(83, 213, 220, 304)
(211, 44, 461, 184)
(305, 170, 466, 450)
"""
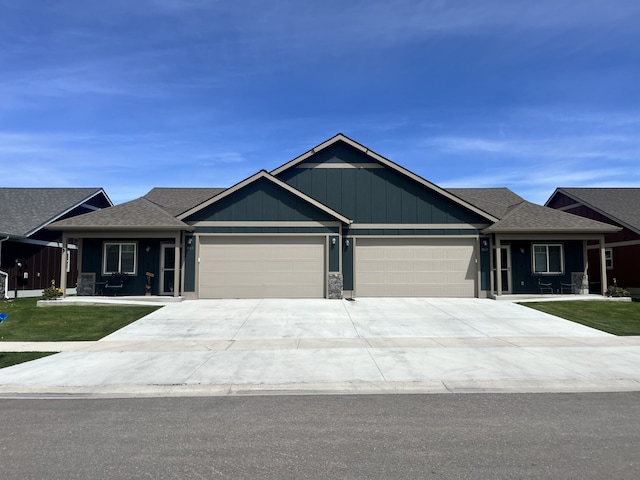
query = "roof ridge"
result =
(500, 199, 528, 218)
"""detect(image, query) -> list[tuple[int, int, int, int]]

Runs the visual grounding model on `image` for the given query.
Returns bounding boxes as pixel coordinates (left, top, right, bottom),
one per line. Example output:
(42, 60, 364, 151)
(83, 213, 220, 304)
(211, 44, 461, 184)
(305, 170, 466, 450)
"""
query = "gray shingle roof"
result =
(48, 197, 191, 231)
(144, 187, 226, 216)
(483, 201, 620, 233)
(550, 188, 640, 233)
(0, 187, 106, 237)
(447, 188, 525, 220)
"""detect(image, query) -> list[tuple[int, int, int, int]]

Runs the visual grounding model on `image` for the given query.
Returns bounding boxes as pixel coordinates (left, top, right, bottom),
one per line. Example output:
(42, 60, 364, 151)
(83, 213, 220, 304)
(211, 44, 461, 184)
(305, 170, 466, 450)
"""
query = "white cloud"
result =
(424, 133, 640, 162)
(193, 152, 246, 165)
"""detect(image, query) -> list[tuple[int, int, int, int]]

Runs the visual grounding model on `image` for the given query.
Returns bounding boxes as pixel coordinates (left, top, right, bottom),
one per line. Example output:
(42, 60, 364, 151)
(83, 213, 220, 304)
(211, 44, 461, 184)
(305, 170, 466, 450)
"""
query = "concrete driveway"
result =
(1, 298, 639, 396)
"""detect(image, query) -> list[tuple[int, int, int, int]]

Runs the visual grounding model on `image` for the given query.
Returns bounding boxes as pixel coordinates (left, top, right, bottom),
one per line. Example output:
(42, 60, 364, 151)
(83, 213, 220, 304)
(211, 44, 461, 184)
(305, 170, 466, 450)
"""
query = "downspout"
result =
(0, 236, 9, 299)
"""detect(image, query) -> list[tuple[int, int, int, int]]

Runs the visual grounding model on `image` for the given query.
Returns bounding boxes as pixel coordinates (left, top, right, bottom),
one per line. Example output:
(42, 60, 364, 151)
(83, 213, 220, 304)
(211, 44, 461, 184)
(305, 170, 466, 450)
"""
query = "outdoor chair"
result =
(104, 273, 126, 295)
(538, 279, 553, 294)
(561, 282, 576, 294)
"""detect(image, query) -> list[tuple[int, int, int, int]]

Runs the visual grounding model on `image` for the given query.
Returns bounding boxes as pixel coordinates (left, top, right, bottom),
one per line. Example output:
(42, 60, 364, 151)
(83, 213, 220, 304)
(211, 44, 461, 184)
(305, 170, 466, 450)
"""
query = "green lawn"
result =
(522, 300, 640, 336)
(0, 352, 56, 369)
(0, 297, 159, 342)
(0, 297, 159, 368)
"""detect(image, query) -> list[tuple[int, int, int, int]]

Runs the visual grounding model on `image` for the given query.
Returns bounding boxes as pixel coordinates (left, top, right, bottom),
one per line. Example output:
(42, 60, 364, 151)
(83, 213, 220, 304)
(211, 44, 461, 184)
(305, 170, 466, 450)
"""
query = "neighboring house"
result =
(47, 134, 618, 299)
(0, 188, 112, 298)
(546, 188, 640, 295)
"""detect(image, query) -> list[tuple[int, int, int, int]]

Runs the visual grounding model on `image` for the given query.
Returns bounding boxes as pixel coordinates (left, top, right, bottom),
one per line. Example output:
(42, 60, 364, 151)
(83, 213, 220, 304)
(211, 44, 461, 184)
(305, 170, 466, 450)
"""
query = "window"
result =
(533, 244, 563, 274)
(103, 242, 137, 275)
(605, 248, 613, 270)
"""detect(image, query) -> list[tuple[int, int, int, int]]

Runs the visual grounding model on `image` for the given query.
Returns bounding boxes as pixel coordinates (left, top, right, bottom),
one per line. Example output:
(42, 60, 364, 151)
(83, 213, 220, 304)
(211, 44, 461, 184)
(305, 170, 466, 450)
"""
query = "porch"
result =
(37, 295, 185, 307)
(492, 293, 631, 303)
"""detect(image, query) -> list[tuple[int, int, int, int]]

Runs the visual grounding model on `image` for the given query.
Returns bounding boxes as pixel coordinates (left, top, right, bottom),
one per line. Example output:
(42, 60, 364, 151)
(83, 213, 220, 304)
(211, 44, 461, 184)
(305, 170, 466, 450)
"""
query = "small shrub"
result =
(42, 286, 64, 300)
(605, 285, 630, 297)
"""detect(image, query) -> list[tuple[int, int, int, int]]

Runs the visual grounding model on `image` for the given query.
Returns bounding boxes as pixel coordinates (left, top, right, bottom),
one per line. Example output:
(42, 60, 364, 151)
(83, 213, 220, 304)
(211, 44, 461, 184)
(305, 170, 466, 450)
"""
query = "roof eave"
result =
(549, 188, 640, 236)
(270, 134, 499, 224)
(482, 227, 621, 234)
(178, 170, 353, 225)
(46, 224, 194, 232)
(24, 188, 112, 237)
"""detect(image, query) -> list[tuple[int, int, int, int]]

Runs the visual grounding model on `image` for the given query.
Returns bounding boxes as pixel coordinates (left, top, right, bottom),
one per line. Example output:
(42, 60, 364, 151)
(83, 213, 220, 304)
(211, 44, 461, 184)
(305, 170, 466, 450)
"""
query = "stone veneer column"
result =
(0, 274, 6, 299)
(328, 273, 343, 299)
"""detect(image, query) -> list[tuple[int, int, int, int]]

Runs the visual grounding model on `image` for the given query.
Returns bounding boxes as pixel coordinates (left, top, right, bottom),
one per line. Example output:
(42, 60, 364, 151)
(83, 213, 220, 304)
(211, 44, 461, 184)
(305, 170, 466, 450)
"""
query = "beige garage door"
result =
(355, 237, 476, 297)
(199, 236, 325, 298)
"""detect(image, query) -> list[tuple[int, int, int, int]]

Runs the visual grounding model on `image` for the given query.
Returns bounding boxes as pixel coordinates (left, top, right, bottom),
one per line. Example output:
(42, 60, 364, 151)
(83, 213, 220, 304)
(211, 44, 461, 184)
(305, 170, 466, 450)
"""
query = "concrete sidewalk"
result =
(1, 298, 639, 397)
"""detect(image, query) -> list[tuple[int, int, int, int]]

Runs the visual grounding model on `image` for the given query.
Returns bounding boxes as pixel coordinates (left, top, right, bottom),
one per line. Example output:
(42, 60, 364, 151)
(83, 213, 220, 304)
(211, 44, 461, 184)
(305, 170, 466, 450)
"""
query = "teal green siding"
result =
(479, 237, 491, 291)
(184, 177, 338, 223)
(329, 235, 340, 272)
(81, 238, 168, 295)
(342, 239, 354, 290)
(510, 240, 585, 294)
(307, 142, 377, 164)
(184, 235, 196, 292)
(277, 142, 488, 225)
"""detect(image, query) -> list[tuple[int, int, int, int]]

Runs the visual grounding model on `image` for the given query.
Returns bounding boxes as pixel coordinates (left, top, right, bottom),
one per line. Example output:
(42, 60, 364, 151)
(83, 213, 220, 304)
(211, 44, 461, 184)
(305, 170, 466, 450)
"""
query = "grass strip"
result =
(522, 300, 640, 336)
(0, 352, 56, 369)
(0, 297, 159, 341)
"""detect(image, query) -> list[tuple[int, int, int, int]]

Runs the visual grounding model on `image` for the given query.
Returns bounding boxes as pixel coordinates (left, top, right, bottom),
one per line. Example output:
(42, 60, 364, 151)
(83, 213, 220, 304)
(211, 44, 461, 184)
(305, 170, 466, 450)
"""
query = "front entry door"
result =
(160, 244, 175, 295)
(493, 245, 512, 294)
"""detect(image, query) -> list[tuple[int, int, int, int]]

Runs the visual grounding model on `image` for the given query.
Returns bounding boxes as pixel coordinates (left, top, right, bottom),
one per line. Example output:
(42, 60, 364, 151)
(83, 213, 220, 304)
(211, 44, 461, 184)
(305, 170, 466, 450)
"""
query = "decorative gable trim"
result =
(25, 188, 112, 237)
(548, 188, 640, 236)
(178, 170, 353, 224)
(271, 133, 499, 223)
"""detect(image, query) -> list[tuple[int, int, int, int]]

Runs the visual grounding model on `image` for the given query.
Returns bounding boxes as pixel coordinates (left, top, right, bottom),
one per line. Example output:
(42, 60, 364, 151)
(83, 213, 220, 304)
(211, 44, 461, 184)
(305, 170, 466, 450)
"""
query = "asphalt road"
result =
(1, 392, 638, 479)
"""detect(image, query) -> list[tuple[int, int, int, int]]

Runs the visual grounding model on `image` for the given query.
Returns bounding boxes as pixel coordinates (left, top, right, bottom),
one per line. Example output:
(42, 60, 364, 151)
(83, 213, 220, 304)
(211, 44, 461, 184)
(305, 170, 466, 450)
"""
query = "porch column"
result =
(583, 240, 589, 294)
(173, 235, 180, 297)
(59, 234, 68, 297)
(599, 235, 607, 295)
(495, 236, 502, 296)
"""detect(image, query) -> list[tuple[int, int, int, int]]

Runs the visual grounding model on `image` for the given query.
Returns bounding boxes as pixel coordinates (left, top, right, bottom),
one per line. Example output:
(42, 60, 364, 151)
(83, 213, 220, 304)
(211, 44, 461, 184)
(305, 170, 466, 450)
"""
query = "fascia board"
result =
(178, 170, 352, 224)
(362, 149, 500, 223)
(269, 133, 350, 176)
(551, 188, 640, 236)
(482, 226, 621, 234)
(270, 133, 498, 224)
(177, 171, 270, 220)
(267, 174, 352, 224)
(47, 224, 193, 232)
(24, 188, 110, 238)
(543, 188, 562, 207)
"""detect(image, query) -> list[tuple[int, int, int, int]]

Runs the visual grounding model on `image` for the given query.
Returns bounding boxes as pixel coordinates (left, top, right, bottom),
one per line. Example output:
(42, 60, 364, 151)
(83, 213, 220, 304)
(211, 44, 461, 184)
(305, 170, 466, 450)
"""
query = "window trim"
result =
(102, 241, 138, 276)
(605, 248, 613, 270)
(532, 243, 564, 275)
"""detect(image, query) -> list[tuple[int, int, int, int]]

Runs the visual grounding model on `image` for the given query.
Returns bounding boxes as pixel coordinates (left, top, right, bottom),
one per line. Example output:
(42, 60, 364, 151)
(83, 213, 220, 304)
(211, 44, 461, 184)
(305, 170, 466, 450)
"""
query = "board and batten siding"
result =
(276, 145, 487, 226)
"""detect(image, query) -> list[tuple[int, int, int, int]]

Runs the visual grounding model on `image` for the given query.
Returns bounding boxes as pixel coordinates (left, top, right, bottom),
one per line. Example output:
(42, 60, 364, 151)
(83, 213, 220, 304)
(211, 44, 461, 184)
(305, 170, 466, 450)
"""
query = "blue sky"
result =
(2, 0, 639, 205)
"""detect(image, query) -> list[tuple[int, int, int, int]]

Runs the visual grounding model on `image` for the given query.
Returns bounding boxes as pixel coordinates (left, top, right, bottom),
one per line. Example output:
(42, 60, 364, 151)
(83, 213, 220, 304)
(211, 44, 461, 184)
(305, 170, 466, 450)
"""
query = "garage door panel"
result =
(356, 238, 476, 297)
(199, 236, 325, 298)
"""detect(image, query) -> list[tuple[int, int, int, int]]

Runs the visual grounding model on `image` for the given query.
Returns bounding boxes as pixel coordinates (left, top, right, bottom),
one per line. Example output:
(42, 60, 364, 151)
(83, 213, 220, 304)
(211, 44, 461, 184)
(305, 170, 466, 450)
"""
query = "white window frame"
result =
(605, 248, 613, 270)
(102, 242, 138, 275)
(532, 243, 564, 275)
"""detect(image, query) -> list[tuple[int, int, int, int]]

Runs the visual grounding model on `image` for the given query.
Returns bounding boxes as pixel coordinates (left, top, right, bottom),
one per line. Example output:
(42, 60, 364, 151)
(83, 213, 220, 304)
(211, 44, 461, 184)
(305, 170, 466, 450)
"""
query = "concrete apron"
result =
(1, 298, 639, 398)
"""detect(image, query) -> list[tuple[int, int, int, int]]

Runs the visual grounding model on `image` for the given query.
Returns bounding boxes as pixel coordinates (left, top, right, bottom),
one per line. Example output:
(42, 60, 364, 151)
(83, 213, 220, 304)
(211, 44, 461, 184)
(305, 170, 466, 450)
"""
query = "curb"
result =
(1, 379, 639, 399)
